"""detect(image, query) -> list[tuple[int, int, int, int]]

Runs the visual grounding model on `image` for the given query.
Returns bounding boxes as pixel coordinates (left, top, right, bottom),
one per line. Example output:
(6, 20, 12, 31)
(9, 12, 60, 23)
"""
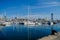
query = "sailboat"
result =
(2, 11, 12, 26)
(24, 6, 35, 25)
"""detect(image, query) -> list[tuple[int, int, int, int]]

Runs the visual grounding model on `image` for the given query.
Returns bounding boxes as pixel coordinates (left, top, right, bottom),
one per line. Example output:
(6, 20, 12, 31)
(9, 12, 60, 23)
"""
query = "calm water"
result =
(0, 24, 60, 40)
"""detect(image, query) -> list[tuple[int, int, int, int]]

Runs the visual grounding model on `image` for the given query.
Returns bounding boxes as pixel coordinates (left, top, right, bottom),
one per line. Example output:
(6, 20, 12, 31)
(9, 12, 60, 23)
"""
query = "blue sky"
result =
(0, 0, 60, 19)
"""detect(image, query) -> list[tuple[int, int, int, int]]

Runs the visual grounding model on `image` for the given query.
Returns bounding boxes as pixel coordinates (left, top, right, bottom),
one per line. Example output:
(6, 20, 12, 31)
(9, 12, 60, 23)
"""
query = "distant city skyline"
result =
(0, 0, 60, 19)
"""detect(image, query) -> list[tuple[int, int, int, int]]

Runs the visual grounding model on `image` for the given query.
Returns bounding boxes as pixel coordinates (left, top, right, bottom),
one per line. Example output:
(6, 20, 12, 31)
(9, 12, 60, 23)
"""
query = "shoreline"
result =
(37, 32, 60, 40)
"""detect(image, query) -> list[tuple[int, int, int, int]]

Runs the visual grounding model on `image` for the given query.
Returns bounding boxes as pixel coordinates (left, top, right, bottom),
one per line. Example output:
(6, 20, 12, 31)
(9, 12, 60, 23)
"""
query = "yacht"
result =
(24, 21, 35, 25)
(3, 22, 12, 26)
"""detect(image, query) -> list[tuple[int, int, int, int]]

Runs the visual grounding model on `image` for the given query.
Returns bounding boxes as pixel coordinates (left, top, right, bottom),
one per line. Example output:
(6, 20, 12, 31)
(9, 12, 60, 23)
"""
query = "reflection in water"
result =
(0, 24, 60, 40)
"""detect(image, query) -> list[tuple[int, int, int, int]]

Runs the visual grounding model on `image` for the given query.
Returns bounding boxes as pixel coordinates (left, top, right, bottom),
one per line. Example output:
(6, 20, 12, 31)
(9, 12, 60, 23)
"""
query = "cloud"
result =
(29, 1, 60, 9)
(30, 5, 56, 9)
(42, 2, 60, 5)
(18, 14, 60, 20)
(19, 14, 51, 19)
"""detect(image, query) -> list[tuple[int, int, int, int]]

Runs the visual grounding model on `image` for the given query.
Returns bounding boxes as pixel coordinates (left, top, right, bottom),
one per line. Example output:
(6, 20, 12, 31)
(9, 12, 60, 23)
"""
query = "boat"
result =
(51, 22, 54, 25)
(3, 22, 12, 26)
(24, 21, 35, 25)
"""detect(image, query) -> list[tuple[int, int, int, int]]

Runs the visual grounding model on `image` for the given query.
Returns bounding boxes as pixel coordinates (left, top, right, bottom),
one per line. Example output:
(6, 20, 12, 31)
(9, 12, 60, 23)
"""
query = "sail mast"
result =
(27, 6, 30, 24)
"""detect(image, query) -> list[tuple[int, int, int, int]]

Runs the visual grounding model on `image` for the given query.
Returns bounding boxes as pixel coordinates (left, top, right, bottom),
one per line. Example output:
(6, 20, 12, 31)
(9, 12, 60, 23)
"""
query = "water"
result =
(0, 24, 60, 40)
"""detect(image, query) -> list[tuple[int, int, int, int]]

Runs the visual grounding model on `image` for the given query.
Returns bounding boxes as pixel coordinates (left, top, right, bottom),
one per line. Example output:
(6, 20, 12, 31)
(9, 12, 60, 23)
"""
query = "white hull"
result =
(24, 21, 35, 25)
(51, 22, 54, 25)
(3, 22, 12, 26)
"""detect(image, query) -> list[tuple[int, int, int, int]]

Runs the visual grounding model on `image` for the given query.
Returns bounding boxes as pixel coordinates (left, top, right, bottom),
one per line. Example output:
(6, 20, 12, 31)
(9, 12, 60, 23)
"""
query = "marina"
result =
(0, 6, 59, 40)
(0, 0, 60, 40)
(0, 13, 59, 26)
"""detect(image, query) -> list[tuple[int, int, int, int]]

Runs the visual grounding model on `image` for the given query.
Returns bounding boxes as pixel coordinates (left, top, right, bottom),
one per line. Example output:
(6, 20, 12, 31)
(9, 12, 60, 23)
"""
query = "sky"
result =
(0, 0, 60, 19)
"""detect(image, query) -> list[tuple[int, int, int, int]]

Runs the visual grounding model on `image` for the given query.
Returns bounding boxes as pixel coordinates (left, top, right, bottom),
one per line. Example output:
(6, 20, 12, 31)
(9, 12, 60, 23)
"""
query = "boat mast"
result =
(4, 11, 7, 21)
(28, 6, 29, 21)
